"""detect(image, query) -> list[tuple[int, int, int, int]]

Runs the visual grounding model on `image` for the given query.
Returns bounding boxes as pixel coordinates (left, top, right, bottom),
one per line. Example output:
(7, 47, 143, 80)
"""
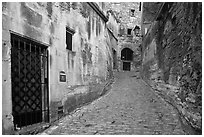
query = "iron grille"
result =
(11, 33, 49, 128)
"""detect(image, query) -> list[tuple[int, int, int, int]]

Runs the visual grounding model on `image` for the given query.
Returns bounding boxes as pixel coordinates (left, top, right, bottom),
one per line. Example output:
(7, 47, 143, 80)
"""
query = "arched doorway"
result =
(121, 48, 133, 71)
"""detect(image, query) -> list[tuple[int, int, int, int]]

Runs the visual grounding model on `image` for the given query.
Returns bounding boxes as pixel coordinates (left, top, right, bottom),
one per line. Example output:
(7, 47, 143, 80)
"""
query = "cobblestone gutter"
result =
(141, 76, 201, 135)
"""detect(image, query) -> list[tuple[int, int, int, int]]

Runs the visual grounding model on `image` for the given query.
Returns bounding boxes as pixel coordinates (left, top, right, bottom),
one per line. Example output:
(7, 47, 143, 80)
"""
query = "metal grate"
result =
(11, 33, 49, 129)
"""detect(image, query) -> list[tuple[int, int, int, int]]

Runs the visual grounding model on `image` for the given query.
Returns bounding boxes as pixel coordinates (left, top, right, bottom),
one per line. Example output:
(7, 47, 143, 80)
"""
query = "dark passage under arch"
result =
(121, 48, 133, 71)
(121, 48, 133, 61)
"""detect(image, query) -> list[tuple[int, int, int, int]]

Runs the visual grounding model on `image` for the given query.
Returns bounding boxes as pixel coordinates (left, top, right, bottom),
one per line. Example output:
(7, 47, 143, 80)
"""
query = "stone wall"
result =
(141, 2, 163, 37)
(2, 2, 115, 134)
(141, 2, 202, 134)
(106, 10, 119, 70)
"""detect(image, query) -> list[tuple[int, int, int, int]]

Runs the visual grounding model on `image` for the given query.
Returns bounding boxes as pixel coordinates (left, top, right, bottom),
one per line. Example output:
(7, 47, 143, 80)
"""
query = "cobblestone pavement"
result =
(40, 71, 186, 135)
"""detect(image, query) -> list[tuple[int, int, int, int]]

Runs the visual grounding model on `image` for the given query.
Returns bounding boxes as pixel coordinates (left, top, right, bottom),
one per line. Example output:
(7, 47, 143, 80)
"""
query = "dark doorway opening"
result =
(123, 62, 131, 71)
(11, 33, 49, 129)
(121, 48, 133, 71)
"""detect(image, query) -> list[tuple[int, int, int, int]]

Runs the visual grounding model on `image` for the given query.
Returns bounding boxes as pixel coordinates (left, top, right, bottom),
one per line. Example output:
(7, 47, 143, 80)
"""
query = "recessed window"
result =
(66, 31, 72, 50)
(130, 9, 135, 17)
(127, 28, 132, 35)
(66, 27, 75, 51)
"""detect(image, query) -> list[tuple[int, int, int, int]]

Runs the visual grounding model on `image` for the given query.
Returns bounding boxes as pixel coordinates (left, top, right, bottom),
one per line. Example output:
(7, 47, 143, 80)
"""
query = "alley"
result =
(40, 71, 186, 135)
(2, 2, 201, 135)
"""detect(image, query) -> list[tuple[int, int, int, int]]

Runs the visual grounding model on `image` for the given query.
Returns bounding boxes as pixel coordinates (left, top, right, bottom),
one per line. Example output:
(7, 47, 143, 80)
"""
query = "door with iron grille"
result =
(123, 62, 131, 71)
(11, 33, 49, 128)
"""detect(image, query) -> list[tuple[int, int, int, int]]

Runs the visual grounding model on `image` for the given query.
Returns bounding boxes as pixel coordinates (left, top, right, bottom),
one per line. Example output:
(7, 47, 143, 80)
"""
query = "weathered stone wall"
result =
(141, 2, 202, 134)
(107, 11, 119, 40)
(2, 2, 115, 134)
(106, 10, 119, 70)
(141, 2, 163, 37)
(106, 2, 141, 29)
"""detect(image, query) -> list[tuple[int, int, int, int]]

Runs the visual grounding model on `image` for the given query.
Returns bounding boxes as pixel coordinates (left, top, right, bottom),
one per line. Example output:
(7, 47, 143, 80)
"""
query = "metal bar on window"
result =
(24, 41, 28, 127)
(46, 50, 49, 122)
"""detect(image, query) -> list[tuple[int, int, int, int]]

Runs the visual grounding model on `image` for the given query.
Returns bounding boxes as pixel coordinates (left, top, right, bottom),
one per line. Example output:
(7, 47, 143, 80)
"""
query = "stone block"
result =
(2, 14, 11, 30)
(2, 30, 10, 41)
(21, 3, 43, 28)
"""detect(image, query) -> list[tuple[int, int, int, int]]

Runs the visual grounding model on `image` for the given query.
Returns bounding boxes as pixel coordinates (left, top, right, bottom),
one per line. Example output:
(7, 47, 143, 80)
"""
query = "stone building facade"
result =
(141, 2, 202, 134)
(106, 10, 119, 70)
(2, 2, 118, 134)
(106, 2, 142, 71)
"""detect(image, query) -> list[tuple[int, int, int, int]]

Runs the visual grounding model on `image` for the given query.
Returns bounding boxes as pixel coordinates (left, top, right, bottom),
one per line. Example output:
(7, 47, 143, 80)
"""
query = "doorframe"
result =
(10, 31, 50, 129)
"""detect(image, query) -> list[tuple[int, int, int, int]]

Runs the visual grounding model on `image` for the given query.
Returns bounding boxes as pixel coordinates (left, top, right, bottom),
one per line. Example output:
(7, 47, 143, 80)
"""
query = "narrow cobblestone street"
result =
(40, 71, 186, 135)
(2, 2, 201, 135)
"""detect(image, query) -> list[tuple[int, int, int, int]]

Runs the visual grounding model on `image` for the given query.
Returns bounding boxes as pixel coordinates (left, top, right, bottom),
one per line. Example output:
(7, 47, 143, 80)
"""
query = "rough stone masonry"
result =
(141, 2, 202, 134)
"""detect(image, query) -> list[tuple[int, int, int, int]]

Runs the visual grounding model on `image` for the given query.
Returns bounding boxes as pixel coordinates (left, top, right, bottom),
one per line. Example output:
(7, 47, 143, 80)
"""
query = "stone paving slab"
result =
(39, 71, 186, 135)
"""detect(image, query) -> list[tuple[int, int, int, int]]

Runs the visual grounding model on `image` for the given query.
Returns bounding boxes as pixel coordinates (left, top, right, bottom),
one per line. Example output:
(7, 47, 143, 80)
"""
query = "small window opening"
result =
(130, 9, 135, 16)
(127, 28, 132, 35)
(66, 27, 75, 51)
(66, 32, 72, 51)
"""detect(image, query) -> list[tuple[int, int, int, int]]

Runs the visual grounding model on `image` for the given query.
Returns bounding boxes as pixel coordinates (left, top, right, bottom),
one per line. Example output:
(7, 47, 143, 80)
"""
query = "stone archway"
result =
(121, 48, 133, 61)
(118, 42, 141, 71)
